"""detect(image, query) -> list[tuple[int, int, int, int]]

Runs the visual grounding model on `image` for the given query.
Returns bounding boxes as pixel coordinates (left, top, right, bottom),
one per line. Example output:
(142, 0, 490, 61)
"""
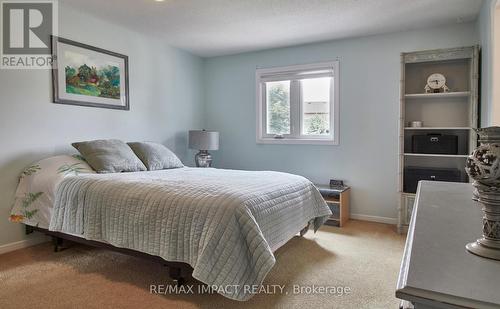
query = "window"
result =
(256, 61, 339, 145)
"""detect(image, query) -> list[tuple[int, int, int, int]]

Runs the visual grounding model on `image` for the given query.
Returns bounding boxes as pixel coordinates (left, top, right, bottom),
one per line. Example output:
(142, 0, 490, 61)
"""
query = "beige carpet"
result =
(0, 220, 405, 309)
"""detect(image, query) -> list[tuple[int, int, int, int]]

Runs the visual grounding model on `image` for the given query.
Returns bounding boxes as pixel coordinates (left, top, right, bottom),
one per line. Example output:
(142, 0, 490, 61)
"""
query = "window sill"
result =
(256, 137, 338, 145)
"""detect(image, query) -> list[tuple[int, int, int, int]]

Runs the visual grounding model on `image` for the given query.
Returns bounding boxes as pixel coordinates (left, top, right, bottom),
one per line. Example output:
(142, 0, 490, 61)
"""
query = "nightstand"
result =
(315, 185, 350, 227)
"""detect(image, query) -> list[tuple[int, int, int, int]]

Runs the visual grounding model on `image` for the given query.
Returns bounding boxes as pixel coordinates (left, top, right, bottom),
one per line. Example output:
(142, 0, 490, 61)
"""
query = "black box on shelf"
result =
(404, 167, 463, 193)
(412, 134, 458, 154)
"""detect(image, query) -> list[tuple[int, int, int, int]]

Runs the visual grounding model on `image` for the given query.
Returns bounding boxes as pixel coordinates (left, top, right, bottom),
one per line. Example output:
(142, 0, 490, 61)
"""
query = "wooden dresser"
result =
(396, 181, 500, 309)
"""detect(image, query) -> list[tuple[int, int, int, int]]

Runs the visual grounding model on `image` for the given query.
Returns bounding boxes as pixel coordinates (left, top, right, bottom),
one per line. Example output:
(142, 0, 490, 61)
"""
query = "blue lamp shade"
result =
(188, 130, 219, 151)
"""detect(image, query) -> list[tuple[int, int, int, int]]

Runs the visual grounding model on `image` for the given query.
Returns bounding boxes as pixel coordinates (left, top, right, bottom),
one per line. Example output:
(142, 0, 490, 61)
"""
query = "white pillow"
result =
(9, 155, 95, 228)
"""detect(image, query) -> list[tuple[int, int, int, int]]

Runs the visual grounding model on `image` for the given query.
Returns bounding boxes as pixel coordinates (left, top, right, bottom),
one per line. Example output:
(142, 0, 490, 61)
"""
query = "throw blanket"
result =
(49, 168, 331, 301)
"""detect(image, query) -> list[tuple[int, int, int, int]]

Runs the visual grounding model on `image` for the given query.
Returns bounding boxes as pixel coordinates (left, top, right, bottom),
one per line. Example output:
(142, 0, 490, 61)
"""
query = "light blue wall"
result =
(0, 3, 205, 246)
(477, 0, 496, 127)
(204, 23, 478, 221)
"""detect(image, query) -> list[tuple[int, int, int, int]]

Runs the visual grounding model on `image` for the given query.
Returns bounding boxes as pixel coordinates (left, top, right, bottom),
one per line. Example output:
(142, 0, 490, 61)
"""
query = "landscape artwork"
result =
(52, 36, 129, 110)
(64, 57, 121, 99)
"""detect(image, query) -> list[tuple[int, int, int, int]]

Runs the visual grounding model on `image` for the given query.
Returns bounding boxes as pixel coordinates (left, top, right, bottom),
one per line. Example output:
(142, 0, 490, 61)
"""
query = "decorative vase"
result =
(465, 126, 500, 260)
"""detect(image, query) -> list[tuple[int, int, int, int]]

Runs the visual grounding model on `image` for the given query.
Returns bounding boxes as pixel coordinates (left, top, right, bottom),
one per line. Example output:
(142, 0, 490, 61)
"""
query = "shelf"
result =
(404, 92, 470, 99)
(402, 192, 416, 197)
(403, 153, 469, 158)
(324, 219, 340, 227)
(404, 127, 472, 130)
(325, 198, 340, 204)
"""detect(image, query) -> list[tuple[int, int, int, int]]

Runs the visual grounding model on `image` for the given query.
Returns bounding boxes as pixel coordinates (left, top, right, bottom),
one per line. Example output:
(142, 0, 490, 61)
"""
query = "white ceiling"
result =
(62, 0, 483, 57)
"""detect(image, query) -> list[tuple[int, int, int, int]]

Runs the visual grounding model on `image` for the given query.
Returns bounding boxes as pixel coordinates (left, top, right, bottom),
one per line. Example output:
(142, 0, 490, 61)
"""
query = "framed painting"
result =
(51, 36, 129, 110)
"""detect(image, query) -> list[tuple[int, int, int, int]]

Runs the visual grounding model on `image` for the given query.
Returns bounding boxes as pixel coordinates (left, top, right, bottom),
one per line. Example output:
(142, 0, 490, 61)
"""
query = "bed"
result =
(10, 155, 331, 301)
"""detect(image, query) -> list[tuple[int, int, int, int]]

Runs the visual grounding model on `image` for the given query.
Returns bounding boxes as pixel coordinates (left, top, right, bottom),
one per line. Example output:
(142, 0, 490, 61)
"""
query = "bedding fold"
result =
(49, 167, 331, 301)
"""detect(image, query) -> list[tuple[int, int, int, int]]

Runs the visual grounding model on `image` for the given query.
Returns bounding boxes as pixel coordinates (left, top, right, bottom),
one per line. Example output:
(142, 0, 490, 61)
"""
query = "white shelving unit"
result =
(397, 46, 479, 233)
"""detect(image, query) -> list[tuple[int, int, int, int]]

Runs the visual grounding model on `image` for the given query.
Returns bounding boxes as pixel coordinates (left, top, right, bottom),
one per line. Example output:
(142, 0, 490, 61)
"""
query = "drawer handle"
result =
(430, 137, 439, 142)
(430, 176, 436, 180)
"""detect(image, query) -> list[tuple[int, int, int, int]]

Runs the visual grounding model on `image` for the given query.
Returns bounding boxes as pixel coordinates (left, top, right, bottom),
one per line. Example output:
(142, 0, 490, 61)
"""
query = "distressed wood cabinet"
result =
(396, 181, 500, 309)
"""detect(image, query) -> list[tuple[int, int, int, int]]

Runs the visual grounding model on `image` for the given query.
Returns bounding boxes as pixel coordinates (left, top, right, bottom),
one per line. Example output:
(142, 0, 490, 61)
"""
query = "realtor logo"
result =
(1, 0, 58, 69)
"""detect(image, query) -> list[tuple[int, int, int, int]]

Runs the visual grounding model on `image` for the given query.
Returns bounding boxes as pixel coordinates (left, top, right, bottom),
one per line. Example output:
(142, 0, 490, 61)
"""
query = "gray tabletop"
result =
(397, 181, 500, 308)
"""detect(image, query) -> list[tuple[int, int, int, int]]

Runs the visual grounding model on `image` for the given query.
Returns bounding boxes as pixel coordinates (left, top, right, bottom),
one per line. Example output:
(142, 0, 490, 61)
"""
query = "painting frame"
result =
(51, 36, 130, 110)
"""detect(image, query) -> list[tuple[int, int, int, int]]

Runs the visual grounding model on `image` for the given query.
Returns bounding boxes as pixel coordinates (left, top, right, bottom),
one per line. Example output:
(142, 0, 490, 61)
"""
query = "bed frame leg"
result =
(300, 224, 309, 237)
(52, 236, 63, 252)
(25, 225, 34, 235)
(167, 266, 185, 287)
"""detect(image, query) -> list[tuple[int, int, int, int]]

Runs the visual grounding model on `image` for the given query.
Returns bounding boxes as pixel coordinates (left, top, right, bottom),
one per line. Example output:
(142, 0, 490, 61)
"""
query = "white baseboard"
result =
(0, 235, 50, 255)
(350, 213, 397, 225)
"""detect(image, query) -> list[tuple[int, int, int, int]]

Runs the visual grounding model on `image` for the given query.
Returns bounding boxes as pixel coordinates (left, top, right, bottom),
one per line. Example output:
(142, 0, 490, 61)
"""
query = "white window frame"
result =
(256, 61, 340, 145)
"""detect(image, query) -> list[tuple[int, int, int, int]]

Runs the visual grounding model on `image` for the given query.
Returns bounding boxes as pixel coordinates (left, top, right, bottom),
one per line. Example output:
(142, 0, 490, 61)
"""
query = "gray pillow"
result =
(72, 139, 147, 173)
(127, 142, 184, 171)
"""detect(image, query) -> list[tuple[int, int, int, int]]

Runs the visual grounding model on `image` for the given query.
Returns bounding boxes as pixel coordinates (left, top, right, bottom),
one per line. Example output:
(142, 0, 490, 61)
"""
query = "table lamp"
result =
(188, 130, 219, 167)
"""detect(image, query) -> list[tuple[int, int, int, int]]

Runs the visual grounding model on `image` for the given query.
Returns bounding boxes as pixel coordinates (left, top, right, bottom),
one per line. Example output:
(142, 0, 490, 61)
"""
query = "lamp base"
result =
(195, 150, 212, 168)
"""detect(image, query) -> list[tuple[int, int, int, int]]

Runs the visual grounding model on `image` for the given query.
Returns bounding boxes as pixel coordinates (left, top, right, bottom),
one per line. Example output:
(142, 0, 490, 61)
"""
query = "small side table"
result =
(315, 185, 350, 227)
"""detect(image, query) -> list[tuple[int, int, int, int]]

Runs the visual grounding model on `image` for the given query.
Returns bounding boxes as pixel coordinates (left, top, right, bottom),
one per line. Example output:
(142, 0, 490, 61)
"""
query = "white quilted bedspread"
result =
(49, 167, 331, 301)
